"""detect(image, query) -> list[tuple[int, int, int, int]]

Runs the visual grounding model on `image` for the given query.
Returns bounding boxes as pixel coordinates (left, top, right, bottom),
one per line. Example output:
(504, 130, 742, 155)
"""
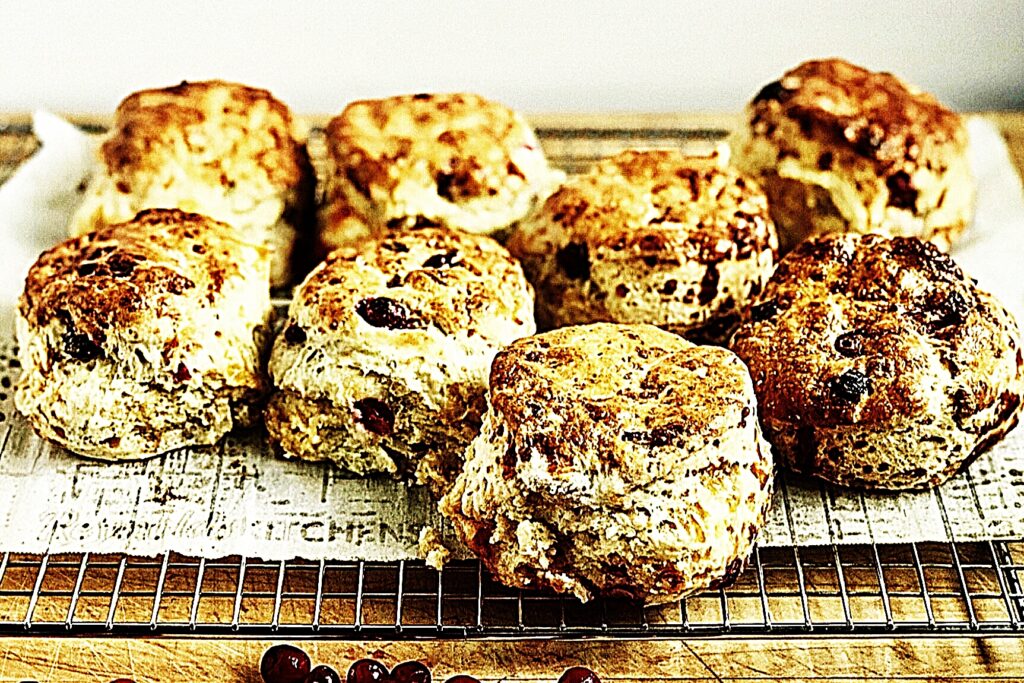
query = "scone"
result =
(70, 79, 315, 287)
(15, 209, 272, 460)
(507, 149, 778, 341)
(318, 92, 563, 252)
(441, 323, 774, 605)
(265, 225, 535, 496)
(729, 234, 1023, 490)
(730, 58, 975, 252)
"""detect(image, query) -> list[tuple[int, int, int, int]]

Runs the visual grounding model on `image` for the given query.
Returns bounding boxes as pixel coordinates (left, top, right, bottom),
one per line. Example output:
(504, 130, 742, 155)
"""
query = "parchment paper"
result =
(0, 115, 1022, 560)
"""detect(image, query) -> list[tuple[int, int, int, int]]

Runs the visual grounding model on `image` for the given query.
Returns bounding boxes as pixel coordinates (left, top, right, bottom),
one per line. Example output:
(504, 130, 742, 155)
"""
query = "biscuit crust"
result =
(731, 59, 974, 252)
(318, 92, 563, 251)
(508, 150, 777, 340)
(441, 323, 774, 604)
(16, 209, 272, 460)
(729, 234, 1024, 490)
(266, 225, 535, 496)
(70, 80, 315, 287)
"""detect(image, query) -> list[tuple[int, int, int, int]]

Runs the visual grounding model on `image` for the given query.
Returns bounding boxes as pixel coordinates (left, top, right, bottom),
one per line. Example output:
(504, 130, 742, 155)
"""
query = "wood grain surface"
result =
(0, 111, 1022, 682)
(2, 636, 1024, 681)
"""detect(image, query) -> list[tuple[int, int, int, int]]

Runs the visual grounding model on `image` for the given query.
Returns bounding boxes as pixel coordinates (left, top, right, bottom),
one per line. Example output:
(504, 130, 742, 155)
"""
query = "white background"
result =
(1, 1, 1021, 115)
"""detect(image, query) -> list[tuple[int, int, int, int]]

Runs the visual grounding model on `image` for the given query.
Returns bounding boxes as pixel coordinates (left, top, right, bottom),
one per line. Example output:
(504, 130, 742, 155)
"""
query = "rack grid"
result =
(0, 543, 1021, 638)
(1, 118, 1022, 639)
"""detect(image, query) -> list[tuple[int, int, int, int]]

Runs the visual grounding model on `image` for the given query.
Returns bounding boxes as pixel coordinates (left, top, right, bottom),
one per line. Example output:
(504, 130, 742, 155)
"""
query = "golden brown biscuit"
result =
(318, 92, 563, 252)
(729, 234, 1023, 490)
(70, 80, 315, 287)
(266, 225, 535, 497)
(16, 209, 273, 460)
(508, 149, 777, 341)
(441, 323, 774, 605)
(730, 59, 974, 252)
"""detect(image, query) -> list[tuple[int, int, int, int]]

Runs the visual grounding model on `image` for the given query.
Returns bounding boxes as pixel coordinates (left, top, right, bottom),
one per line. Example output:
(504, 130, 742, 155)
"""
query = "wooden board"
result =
(2, 636, 1024, 682)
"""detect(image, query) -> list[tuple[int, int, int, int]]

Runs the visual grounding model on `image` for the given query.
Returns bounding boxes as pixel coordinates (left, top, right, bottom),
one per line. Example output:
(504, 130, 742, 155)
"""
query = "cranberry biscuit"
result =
(441, 323, 774, 605)
(730, 234, 1023, 490)
(731, 59, 974, 252)
(507, 150, 777, 341)
(266, 225, 535, 497)
(15, 209, 273, 460)
(318, 92, 563, 252)
(70, 80, 315, 287)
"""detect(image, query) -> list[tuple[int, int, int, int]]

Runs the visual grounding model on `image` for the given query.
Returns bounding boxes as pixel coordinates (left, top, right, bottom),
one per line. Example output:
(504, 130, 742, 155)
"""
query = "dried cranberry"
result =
(305, 665, 341, 683)
(436, 170, 458, 201)
(391, 660, 431, 683)
(443, 678, 480, 683)
(752, 79, 789, 104)
(76, 261, 99, 276)
(852, 124, 886, 157)
(886, 170, 918, 210)
(260, 644, 311, 683)
(347, 659, 389, 683)
(354, 398, 394, 436)
(284, 323, 307, 344)
(558, 668, 602, 683)
(106, 252, 140, 277)
(834, 331, 865, 357)
(382, 239, 410, 252)
(556, 242, 590, 280)
(355, 297, 419, 330)
(829, 369, 871, 403)
(63, 331, 103, 361)
(698, 265, 720, 305)
(422, 250, 461, 269)
(928, 290, 972, 330)
(172, 362, 192, 383)
(750, 299, 779, 322)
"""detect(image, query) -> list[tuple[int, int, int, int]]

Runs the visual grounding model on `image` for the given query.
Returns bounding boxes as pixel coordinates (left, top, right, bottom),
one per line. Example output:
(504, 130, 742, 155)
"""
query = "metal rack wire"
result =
(1, 119, 1023, 639)
(0, 542, 1021, 637)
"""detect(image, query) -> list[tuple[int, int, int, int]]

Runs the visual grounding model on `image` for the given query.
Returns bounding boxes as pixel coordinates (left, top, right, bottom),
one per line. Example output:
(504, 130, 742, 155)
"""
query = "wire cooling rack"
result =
(0, 544, 1021, 637)
(1, 118, 1023, 639)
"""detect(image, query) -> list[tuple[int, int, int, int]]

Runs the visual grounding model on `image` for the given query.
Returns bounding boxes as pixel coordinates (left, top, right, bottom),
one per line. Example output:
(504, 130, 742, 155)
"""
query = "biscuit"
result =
(265, 225, 535, 497)
(730, 58, 975, 252)
(15, 209, 272, 460)
(729, 234, 1024, 490)
(507, 149, 777, 341)
(70, 80, 315, 287)
(441, 323, 774, 605)
(318, 92, 563, 252)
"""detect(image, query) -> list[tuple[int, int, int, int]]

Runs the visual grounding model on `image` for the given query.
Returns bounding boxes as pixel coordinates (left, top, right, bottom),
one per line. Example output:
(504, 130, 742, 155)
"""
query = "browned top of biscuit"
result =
(510, 149, 775, 265)
(290, 225, 532, 342)
(730, 234, 1022, 430)
(325, 92, 537, 202)
(489, 323, 756, 475)
(749, 59, 964, 168)
(101, 79, 309, 189)
(20, 209, 255, 342)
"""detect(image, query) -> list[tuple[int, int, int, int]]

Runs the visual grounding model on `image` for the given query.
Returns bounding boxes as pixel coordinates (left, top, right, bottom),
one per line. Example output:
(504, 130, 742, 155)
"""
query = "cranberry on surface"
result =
(391, 660, 431, 683)
(305, 664, 342, 683)
(558, 667, 602, 683)
(347, 659, 390, 683)
(260, 644, 312, 683)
